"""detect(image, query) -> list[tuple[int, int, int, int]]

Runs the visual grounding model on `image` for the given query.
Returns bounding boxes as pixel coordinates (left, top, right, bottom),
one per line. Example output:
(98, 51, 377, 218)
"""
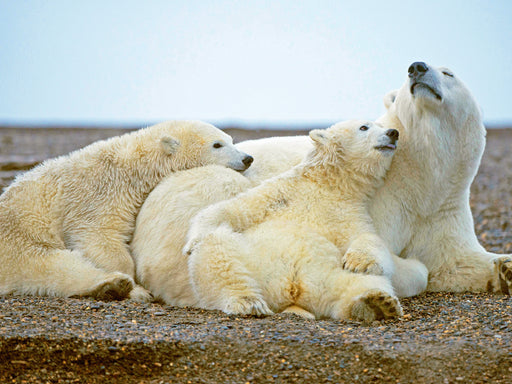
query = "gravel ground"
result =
(0, 126, 511, 383)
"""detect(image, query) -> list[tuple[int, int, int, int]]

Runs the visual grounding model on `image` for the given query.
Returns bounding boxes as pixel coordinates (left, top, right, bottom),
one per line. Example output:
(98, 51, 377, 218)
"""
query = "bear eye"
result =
(359, 125, 369, 131)
(213, 142, 223, 149)
(442, 71, 453, 77)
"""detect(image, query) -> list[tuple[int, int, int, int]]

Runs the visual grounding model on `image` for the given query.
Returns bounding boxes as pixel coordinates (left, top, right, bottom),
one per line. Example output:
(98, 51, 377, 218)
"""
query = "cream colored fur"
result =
(236, 136, 313, 184)
(131, 62, 511, 311)
(0, 120, 252, 300)
(184, 120, 403, 321)
(235, 62, 511, 295)
(132, 165, 252, 306)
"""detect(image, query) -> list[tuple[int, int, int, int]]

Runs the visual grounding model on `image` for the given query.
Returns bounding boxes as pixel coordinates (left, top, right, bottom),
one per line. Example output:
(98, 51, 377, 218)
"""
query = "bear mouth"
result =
(410, 82, 442, 101)
(374, 144, 397, 152)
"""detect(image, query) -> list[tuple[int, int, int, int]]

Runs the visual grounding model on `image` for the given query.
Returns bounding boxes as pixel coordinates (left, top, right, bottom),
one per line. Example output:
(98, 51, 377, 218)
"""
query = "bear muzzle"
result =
(374, 129, 399, 152)
(408, 61, 443, 101)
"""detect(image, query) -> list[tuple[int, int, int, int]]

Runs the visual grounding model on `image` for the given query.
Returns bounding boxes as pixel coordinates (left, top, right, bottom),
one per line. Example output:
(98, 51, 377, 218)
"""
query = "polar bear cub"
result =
(0, 120, 253, 301)
(185, 120, 403, 321)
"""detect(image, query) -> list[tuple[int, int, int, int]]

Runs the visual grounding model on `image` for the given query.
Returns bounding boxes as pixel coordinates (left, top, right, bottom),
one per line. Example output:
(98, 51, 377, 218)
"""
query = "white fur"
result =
(132, 165, 252, 306)
(236, 136, 313, 183)
(237, 63, 510, 295)
(135, 121, 403, 321)
(0, 120, 252, 300)
(132, 63, 511, 306)
(186, 120, 402, 320)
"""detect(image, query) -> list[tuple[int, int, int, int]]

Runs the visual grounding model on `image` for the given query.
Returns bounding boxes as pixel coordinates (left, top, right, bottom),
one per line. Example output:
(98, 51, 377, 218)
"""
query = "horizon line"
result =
(0, 118, 511, 131)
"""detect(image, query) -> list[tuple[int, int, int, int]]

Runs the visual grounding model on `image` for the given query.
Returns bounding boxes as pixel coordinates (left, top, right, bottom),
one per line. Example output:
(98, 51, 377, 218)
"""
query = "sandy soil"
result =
(0, 126, 511, 383)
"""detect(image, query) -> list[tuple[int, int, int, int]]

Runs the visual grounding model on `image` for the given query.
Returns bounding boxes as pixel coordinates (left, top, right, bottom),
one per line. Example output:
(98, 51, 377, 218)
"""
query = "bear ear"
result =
(383, 90, 398, 110)
(161, 136, 180, 154)
(309, 129, 330, 146)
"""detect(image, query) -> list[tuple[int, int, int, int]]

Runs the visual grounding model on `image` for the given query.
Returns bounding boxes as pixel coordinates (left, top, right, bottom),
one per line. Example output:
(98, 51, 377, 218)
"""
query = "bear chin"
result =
(411, 83, 443, 101)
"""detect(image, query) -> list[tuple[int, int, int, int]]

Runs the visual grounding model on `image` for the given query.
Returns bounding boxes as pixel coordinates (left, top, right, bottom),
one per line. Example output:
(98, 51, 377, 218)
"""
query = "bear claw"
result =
(495, 257, 512, 295)
(128, 284, 154, 302)
(341, 250, 384, 276)
(224, 295, 273, 317)
(281, 305, 316, 320)
(87, 276, 134, 301)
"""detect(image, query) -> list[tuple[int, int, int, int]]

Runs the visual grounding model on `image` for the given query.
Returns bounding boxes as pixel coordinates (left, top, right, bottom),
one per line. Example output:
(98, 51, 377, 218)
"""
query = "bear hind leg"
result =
(8, 248, 134, 300)
(72, 273, 134, 301)
(189, 227, 272, 316)
(296, 261, 402, 321)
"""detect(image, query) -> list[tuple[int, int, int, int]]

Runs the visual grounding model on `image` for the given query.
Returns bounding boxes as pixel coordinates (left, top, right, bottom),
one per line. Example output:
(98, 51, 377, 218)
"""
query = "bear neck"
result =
(95, 133, 174, 203)
(299, 155, 383, 203)
(382, 95, 485, 175)
(375, 104, 486, 218)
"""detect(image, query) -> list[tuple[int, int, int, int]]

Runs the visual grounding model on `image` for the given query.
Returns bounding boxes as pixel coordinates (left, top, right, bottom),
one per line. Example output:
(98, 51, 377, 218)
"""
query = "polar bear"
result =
(183, 120, 403, 321)
(132, 165, 253, 307)
(235, 61, 511, 295)
(0, 120, 253, 301)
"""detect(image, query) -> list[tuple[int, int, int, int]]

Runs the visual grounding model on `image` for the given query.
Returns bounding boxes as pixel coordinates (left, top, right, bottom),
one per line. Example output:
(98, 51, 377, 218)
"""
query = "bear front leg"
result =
(425, 249, 506, 293)
(184, 201, 242, 256)
(188, 225, 273, 316)
(407, 202, 512, 293)
(407, 212, 511, 293)
(183, 183, 286, 255)
(185, 189, 283, 255)
(341, 233, 395, 278)
(183, 208, 222, 256)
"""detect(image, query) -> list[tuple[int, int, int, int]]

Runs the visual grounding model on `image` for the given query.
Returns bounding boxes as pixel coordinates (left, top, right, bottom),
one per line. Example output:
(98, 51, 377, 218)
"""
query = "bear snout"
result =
(408, 61, 429, 79)
(385, 129, 399, 144)
(242, 155, 254, 168)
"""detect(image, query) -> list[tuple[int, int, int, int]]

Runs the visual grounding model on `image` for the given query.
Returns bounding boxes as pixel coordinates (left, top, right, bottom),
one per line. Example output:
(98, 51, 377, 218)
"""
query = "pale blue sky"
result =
(1, 0, 511, 127)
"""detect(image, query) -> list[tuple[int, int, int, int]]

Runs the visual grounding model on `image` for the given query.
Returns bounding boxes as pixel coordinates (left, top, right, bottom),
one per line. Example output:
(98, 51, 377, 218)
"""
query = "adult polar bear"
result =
(237, 61, 511, 295)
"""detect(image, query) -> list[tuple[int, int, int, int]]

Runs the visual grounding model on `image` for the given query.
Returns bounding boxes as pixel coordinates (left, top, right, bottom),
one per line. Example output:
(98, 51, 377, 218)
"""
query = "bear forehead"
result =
(182, 127, 231, 144)
(437, 66, 453, 73)
(155, 121, 230, 143)
(330, 120, 376, 133)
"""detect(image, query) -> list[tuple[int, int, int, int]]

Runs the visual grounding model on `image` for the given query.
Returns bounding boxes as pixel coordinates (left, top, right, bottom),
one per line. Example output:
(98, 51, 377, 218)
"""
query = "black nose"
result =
(386, 129, 399, 142)
(242, 155, 254, 167)
(408, 61, 428, 78)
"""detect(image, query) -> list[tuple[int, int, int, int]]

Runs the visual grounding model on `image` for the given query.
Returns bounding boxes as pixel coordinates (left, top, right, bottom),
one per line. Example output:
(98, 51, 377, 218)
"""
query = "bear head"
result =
(308, 120, 398, 181)
(380, 62, 484, 143)
(378, 61, 486, 185)
(135, 120, 253, 173)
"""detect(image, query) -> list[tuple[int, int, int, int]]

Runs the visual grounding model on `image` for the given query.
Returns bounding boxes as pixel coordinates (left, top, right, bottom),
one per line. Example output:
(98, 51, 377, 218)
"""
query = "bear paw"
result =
(128, 284, 154, 302)
(224, 295, 273, 317)
(88, 275, 134, 301)
(281, 305, 316, 320)
(494, 257, 512, 295)
(342, 249, 384, 275)
(350, 290, 403, 322)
